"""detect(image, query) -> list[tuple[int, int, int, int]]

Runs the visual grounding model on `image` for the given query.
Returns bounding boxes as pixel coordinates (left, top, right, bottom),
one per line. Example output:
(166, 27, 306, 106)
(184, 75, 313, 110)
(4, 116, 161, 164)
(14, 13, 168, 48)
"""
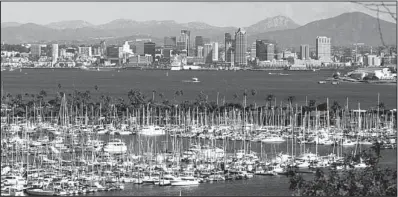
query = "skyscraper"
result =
(164, 36, 177, 48)
(180, 30, 191, 56)
(300, 45, 310, 60)
(52, 44, 58, 63)
(256, 40, 267, 61)
(100, 40, 107, 56)
(197, 46, 204, 58)
(234, 28, 247, 66)
(135, 40, 145, 56)
(265, 44, 274, 61)
(225, 33, 233, 62)
(195, 36, 204, 56)
(144, 42, 156, 62)
(30, 44, 41, 58)
(250, 42, 256, 60)
(78, 47, 92, 57)
(316, 36, 331, 61)
(204, 43, 213, 63)
(212, 42, 219, 62)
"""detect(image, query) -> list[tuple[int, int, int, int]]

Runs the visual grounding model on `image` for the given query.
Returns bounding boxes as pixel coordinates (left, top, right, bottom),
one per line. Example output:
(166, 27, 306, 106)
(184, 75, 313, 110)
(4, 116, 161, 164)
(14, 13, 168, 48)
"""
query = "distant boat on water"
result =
(182, 78, 200, 83)
(318, 81, 326, 84)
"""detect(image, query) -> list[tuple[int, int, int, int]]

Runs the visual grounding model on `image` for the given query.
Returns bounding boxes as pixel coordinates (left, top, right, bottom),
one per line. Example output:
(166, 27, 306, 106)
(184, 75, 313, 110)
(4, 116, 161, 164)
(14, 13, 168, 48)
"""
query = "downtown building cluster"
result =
(1, 27, 397, 69)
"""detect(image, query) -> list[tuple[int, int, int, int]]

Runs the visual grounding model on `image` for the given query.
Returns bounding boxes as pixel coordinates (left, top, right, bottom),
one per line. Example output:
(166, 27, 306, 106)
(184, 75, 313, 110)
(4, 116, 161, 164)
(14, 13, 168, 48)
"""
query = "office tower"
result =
(316, 36, 331, 61)
(180, 30, 191, 56)
(100, 40, 107, 56)
(256, 40, 266, 61)
(135, 41, 145, 56)
(225, 33, 232, 62)
(212, 42, 219, 62)
(177, 41, 186, 51)
(52, 44, 58, 62)
(234, 28, 247, 66)
(78, 47, 92, 57)
(195, 36, 204, 56)
(164, 36, 177, 48)
(250, 42, 256, 59)
(204, 43, 213, 63)
(300, 44, 310, 60)
(144, 42, 156, 62)
(197, 46, 204, 58)
(106, 46, 120, 58)
(265, 43, 274, 61)
(30, 44, 42, 58)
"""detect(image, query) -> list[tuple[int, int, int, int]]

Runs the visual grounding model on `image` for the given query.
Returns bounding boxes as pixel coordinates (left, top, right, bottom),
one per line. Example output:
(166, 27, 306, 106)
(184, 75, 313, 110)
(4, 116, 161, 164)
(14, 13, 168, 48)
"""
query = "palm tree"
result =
(58, 83, 62, 90)
(266, 94, 274, 108)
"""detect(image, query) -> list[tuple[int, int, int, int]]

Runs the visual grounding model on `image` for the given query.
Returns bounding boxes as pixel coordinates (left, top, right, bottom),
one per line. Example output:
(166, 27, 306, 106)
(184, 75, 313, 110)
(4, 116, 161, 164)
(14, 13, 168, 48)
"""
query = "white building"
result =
(52, 44, 58, 63)
(78, 47, 92, 57)
(364, 54, 381, 66)
(212, 42, 219, 62)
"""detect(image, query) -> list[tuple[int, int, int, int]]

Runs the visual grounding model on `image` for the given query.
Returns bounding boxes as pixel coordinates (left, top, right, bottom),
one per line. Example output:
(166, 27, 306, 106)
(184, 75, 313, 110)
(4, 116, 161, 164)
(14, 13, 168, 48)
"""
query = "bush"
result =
(288, 144, 397, 196)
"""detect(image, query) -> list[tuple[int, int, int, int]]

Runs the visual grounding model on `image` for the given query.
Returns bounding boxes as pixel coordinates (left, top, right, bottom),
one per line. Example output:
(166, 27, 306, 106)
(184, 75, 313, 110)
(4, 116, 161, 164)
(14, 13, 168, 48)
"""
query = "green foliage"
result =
(288, 146, 397, 196)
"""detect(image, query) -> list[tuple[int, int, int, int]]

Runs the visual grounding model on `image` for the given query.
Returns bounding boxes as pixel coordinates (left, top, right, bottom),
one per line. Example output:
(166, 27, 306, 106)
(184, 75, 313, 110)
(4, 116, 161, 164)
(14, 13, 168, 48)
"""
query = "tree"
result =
(288, 144, 397, 196)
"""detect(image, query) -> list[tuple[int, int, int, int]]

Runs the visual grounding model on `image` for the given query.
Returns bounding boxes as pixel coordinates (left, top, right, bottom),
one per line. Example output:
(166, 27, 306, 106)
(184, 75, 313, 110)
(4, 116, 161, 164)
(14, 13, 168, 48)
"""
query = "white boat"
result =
(341, 139, 357, 146)
(139, 125, 165, 136)
(25, 189, 56, 196)
(182, 78, 200, 83)
(116, 130, 133, 135)
(171, 177, 200, 186)
(318, 81, 326, 84)
(261, 136, 286, 143)
(103, 139, 127, 154)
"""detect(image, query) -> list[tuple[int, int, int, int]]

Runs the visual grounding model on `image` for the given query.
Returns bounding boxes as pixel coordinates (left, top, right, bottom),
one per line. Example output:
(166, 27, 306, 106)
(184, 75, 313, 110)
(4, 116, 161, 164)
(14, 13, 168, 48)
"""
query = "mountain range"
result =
(1, 12, 396, 47)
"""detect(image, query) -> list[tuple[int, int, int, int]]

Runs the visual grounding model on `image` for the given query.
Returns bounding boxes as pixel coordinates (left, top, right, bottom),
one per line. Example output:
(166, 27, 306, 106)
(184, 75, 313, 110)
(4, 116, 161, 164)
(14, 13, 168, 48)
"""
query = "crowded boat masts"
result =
(1, 92, 396, 196)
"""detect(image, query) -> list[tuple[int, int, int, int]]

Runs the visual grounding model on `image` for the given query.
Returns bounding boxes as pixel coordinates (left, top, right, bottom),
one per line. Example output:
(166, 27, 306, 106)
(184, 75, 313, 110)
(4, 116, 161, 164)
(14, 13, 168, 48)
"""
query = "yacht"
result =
(139, 125, 166, 136)
(103, 139, 127, 154)
(182, 78, 200, 83)
(341, 139, 357, 146)
(261, 135, 286, 143)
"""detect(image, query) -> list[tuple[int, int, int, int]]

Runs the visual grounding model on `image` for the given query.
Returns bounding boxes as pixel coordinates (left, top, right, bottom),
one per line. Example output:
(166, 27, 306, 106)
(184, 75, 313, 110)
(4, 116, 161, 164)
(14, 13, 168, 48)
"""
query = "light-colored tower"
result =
(52, 44, 58, 63)
(316, 36, 331, 61)
(212, 42, 219, 62)
(234, 28, 247, 66)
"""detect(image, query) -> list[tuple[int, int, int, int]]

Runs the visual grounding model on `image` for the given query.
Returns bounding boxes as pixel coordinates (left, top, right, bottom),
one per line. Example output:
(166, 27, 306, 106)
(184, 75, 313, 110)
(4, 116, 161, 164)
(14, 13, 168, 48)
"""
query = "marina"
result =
(1, 74, 396, 195)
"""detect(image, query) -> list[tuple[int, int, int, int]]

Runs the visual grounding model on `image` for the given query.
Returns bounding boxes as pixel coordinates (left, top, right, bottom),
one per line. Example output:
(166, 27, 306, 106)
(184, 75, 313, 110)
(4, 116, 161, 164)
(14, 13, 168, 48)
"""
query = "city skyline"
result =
(1, 2, 396, 27)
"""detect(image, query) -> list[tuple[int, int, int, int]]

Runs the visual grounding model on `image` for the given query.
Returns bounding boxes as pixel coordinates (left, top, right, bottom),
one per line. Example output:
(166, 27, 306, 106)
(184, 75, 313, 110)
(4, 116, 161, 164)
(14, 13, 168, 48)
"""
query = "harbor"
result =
(1, 82, 396, 195)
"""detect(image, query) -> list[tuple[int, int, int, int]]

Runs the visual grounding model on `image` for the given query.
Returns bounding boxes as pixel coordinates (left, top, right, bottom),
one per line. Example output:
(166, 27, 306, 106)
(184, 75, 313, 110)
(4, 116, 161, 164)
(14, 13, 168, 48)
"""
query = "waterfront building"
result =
(164, 36, 177, 48)
(122, 41, 132, 54)
(52, 44, 58, 63)
(212, 42, 219, 62)
(234, 28, 247, 67)
(258, 59, 289, 68)
(162, 48, 172, 58)
(197, 46, 204, 58)
(177, 41, 186, 51)
(144, 42, 156, 62)
(106, 46, 120, 58)
(135, 41, 145, 56)
(256, 40, 267, 61)
(180, 30, 191, 56)
(300, 44, 310, 60)
(225, 33, 233, 62)
(364, 54, 381, 67)
(316, 36, 331, 61)
(195, 36, 204, 56)
(220, 51, 225, 62)
(250, 42, 256, 60)
(30, 44, 41, 58)
(265, 43, 274, 61)
(100, 40, 107, 56)
(204, 43, 213, 63)
(187, 57, 205, 65)
(78, 47, 92, 57)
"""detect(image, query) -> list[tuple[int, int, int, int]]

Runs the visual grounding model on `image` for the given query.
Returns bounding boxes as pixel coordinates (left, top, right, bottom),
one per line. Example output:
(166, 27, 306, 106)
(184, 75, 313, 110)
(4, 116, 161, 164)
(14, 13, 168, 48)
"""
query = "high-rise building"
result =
(195, 36, 204, 56)
(135, 41, 145, 56)
(234, 28, 247, 66)
(316, 36, 331, 61)
(30, 44, 42, 58)
(122, 41, 132, 54)
(144, 42, 156, 62)
(164, 36, 177, 48)
(180, 30, 191, 56)
(197, 46, 204, 58)
(52, 44, 58, 63)
(204, 43, 213, 63)
(265, 44, 274, 61)
(100, 40, 107, 56)
(78, 47, 92, 57)
(300, 45, 310, 60)
(177, 41, 186, 51)
(256, 40, 267, 61)
(212, 42, 219, 62)
(225, 33, 233, 62)
(106, 46, 120, 58)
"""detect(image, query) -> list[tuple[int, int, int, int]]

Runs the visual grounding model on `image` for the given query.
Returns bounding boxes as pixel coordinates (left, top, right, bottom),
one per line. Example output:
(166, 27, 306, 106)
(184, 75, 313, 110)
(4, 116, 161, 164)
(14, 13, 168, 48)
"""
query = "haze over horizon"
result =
(1, 2, 396, 27)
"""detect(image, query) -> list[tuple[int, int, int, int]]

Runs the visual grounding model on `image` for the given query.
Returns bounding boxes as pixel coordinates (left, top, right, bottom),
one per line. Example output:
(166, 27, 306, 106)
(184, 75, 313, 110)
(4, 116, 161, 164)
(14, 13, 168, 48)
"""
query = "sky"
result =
(1, 2, 396, 27)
